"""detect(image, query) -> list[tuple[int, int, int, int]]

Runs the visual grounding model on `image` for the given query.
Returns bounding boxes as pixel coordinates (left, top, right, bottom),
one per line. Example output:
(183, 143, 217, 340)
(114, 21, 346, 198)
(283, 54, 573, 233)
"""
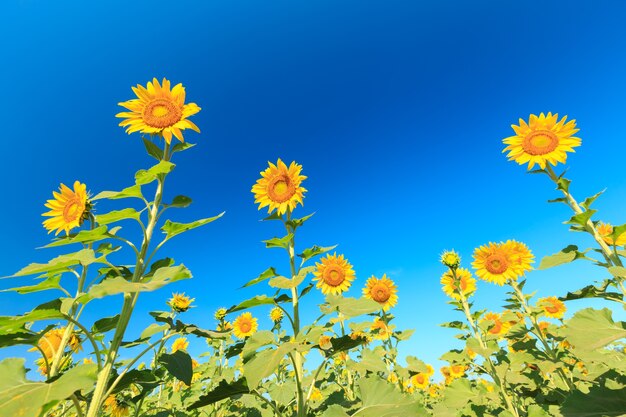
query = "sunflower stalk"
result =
(85, 142, 172, 417)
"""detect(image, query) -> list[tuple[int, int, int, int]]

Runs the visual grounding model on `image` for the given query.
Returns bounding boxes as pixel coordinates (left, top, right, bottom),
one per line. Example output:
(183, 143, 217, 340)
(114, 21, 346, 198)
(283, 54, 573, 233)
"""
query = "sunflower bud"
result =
(214, 307, 228, 321)
(269, 307, 284, 323)
(440, 250, 461, 269)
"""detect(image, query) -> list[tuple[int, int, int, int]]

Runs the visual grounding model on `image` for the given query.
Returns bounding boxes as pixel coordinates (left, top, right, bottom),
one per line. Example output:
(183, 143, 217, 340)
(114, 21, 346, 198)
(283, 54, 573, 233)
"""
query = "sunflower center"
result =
(143, 98, 182, 128)
(240, 321, 251, 333)
(459, 278, 467, 291)
(485, 253, 509, 275)
(371, 284, 391, 303)
(267, 175, 296, 203)
(323, 266, 345, 286)
(545, 305, 560, 314)
(522, 130, 559, 155)
(490, 320, 503, 334)
(63, 198, 85, 223)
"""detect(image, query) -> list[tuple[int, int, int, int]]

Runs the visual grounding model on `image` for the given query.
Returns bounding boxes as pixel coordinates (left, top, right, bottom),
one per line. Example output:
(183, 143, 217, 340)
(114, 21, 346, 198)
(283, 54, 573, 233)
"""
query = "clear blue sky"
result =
(1, 0, 626, 371)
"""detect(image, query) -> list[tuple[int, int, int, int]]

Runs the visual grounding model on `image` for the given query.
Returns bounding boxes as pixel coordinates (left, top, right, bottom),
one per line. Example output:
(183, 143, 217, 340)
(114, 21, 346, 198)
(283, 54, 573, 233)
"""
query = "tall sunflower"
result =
(251, 159, 307, 215)
(233, 312, 258, 339)
(472, 240, 533, 285)
(116, 77, 201, 144)
(363, 274, 398, 311)
(440, 268, 476, 300)
(42, 181, 90, 236)
(313, 253, 356, 295)
(502, 112, 581, 170)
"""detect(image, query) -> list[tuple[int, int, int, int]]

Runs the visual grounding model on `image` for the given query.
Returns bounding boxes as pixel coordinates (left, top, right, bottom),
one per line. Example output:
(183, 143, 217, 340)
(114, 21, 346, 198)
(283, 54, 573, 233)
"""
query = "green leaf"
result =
(77, 265, 192, 302)
(538, 245, 584, 270)
(443, 378, 474, 409)
(143, 137, 164, 160)
(608, 266, 626, 278)
(268, 267, 314, 289)
(263, 234, 293, 249)
(581, 189, 605, 210)
(359, 349, 388, 373)
(161, 212, 224, 239)
(42, 226, 111, 248)
(440, 321, 469, 330)
(187, 378, 249, 410)
(0, 299, 66, 334)
(0, 358, 97, 417)
(298, 245, 337, 263)
(556, 177, 571, 192)
(243, 343, 297, 388)
(135, 160, 175, 185)
(9, 249, 98, 277)
(321, 295, 381, 318)
(158, 350, 193, 385)
(1, 275, 63, 295)
(354, 376, 426, 417)
(286, 212, 315, 229)
(561, 383, 626, 416)
(241, 267, 278, 288)
(330, 335, 366, 353)
(322, 405, 350, 417)
(566, 209, 596, 227)
(171, 142, 196, 153)
(560, 280, 623, 303)
(96, 208, 141, 225)
(165, 195, 192, 208)
(241, 330, 275, 359)
(91, 315, 120, 333)
(564, 308, 626, 351)
(92, 184, 143, 201)
(227, 294, 291, 313)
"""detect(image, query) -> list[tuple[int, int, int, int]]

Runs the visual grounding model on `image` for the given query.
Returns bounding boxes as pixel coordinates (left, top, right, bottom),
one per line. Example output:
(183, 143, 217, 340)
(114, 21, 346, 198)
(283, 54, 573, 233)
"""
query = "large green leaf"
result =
(298, 245, 337, 263)
(159, 350, 193, 385)
(8, 249, 98, 277)
(92, 184, 143, 201)
(0, 299, 66, 334)
(321, 295, 381, 318)
(241, 267, 278, 288)
(161, 212, 224, 239)
(538, 245, 587, 270)
(227, 294, 291, 313)
(243, 342, 298, 388)
(135, 160, 175, 185)
(42, 226, 111, 248)
(241, 330, 275, 359)
(561, 383, 626, 416)
(96, 208, 141, 225)
(77, 265, 192, 302)
(0, 358, 97, 417)
(354, 376, 426, 417)
(263, 234, 293, 249)
(268, 266, 314, 289)
(143, 137, 164, 160)
(442, 378, 474, 409)
(187, 378, 249, 410)
(1, 275, 63, 295)
(564, 308, 626, 351)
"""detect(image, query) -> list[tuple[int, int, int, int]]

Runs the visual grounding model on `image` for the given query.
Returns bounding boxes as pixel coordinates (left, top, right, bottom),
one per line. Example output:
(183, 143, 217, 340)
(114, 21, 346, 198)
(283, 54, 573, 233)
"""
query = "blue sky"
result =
(2, 0, 626, 371)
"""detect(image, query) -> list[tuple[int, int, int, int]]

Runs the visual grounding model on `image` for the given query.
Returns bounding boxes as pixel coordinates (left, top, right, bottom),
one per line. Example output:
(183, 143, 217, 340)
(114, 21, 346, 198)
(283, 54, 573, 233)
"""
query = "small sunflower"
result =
(472, 240, 533, 285)
(597, 222, 626, 246)
(425, 364, 435, 376)
(309, 387, 323, 402)
(349, 330, 371, 344)
(116, 78, 201, 144)
(269, 307, 284, 322)
(251, 159, 307, 215)
(412, 373, 430, 390)
(440, 267, 477, 299)
(363, 274, 398, 311)
(503, 112, 581, 170)
(313, 253, 356, 295)
(318, 335, 333, 351)
(214, 307, 228, 322)
(429, 384, 442, 398)
(32, 327, 82, 359)
(369, 318, 392, 340)
(481, 312, 511, 338)
(168, 292, 195, 313)
(233, 312, 258, 339)
(449, 364, 466, 379)
(104, 395, 130, 417)
(538, 297, 567, 319)
(387, 372, 399, 384)
(440, 250, 461, 269)
(42, 181, 91, 236)
(171, 337, 189, 353)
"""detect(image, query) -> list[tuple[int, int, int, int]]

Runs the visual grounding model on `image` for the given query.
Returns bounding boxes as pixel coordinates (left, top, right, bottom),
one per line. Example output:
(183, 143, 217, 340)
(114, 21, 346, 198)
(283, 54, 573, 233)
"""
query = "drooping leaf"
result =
(566, 210, 596, 227)
(0, 299, 66, 334)
(188, 378, 249, 410)
(263, 234, 293, 249)
(227, 294, 291, 313)
(161, 212, 224, 239)
(142, 137, 164, 160)
(158, 350, 193, 385)
(91, 315, 120, 333)
(171, 142, 196, 153)
(165, 195, 192, 208)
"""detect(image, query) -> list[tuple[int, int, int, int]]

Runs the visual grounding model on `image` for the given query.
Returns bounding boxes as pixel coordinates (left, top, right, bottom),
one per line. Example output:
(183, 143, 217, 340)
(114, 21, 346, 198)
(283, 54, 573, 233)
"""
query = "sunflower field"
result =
(1, 78, 625, 417)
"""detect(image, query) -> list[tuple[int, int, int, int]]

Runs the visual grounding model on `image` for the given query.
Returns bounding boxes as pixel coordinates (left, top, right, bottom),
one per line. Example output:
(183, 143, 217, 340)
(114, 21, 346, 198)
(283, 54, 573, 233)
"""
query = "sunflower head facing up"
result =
(472, 240, 533, 285)
(116, 78, 201, 144)
(440, 267, 477, 300)
(168, 292, 195, 313)
(42, 181, 91, 236)
(251, 159, 307, 215)
(440, 250, 461, 269)
(538, 296, 567, 319)
(313, 253, 356, 295)
(269, 307, 284, 323)
(503, 112, 581, 170)
(412, 373, 430, 390)
(363, 274, 398, 311)
(233, 312, 258, 339)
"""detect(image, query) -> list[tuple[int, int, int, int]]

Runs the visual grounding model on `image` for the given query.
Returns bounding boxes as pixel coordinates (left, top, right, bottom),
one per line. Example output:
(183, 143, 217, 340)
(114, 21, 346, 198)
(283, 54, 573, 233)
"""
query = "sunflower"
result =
(168, 292, 195, 313)
(233, 312, 258, 339)
(318, 335, 333, 351)
(597, 222, 626, 246)
(502, 112, 581, 170)
(214, 307, 228, 321)
(269, 307, 284, 322)
(449, 364, 466, 379)
(481, 312, 511, 338)
(425, 364, 435, 376)
(412, 373, 429, 390)
(309, 387, 323, 402)
(428, 384, 442, 398)
(363, 274, 398, 311)
(440, 268, 477, 299)
(171, 337, 189, 353)
(369, 318, 392, 340)
(538, 296, 567, 319)
(42, 181, 90, 236)
(116, 78, 201, 144)
(440, 250, 461, 269)
(104, 395, 130, 417)
(313, 253, 356, 295)
(32, 327, 82, 359)
(251, 159, 307, 215)
(387, 372, 399, 384)
(472, 240, 533, 285)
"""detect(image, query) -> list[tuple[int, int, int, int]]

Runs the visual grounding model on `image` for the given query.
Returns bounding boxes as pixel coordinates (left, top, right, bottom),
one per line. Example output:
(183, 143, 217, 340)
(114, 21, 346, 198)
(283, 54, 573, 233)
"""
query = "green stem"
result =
(252, 390, 284, 417)
(63, 314, 103, 371)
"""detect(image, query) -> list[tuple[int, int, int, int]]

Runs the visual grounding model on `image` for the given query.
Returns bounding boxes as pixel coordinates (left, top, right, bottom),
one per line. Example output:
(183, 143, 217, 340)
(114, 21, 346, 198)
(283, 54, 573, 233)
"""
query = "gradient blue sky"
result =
(2, 0, 626, 371)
